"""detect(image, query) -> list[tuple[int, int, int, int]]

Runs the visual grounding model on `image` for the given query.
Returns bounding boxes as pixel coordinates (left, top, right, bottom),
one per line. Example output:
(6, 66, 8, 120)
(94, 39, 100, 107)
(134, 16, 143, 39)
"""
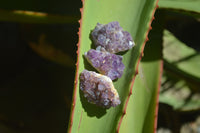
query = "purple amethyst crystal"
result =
(80, 70, 121, 108)
(91, 21, 135, 53)
(85, 49, 125, 80)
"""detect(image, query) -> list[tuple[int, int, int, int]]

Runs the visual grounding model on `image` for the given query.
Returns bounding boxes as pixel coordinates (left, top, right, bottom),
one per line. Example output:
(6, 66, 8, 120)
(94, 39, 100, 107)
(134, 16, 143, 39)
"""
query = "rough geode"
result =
(91, 21, 135, 53)
(85, 49, 125, 80)
(80, 70, 121, 108)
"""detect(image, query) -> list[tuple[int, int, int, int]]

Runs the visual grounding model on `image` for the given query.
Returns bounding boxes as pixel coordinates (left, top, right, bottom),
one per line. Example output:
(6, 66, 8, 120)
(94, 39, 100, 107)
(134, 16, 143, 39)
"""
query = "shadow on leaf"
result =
(79, 89, 107, 118)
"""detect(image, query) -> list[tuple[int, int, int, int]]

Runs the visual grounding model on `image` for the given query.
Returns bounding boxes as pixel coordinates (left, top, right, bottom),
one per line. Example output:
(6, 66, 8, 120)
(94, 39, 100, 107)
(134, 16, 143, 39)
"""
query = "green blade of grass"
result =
(68, 0, 159, 133)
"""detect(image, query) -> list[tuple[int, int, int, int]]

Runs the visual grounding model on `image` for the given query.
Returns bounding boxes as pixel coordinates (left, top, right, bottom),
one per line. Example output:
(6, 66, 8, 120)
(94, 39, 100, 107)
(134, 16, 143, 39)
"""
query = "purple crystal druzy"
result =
(80, 70, 121, 108)
(91, 21, 135, 53)
(85, 49, 125, 80)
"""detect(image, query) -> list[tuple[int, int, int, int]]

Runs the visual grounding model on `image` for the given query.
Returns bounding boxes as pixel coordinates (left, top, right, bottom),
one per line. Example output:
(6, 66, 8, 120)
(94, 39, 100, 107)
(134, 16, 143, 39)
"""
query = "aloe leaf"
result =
(163, 30, 200, 81)
(0, 9, 78, 24)
(119, 11, 163, 133)
(29, 34, 75, 68)
(158, 0, 200, 14)
(160, 30, 200, 111)
(160, 72, 200, 111)
(68, 0, 159, 133)
(0, 0, 81, 16)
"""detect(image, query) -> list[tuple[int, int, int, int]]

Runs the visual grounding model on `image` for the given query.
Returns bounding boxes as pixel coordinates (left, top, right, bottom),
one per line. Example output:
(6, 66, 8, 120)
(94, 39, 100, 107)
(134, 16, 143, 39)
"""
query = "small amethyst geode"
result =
(85, 49, 125, 80)
(80, 70, 121, 108)
(91, 21, 135, 53)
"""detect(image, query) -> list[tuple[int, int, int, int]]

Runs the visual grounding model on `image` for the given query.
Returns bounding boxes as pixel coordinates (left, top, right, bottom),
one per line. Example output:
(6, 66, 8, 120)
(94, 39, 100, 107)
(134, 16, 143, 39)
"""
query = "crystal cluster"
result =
(80, 70, 121, 108)
(91, 21, 135, 53)
(85, 49, 125, 80)
(79, 21, 135, 108)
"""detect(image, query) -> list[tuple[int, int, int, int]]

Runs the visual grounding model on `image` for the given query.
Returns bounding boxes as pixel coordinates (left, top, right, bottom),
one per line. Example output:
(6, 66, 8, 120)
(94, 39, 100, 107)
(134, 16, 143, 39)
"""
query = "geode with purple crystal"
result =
(80, 70, 121, 108)
(85, 49, 125, 80)
(91, 21, 135, 53)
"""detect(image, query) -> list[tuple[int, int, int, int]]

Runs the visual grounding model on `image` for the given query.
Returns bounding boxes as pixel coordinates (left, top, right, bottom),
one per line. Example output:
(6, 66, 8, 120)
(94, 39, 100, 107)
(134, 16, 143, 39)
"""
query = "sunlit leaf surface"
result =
(120, 11, 163, 132)
(159, 0, 200, 13)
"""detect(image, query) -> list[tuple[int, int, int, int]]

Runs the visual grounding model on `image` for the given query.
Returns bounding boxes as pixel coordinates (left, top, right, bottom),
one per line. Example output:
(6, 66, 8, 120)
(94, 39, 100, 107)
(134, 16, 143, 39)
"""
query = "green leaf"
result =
(163, 30, 200, 81)
(68, 0, 159, 133)
(0, 9, 78, 24)
(158, 0, 200, 14)
(0, 0, 81, 16)
(160, 72, 200, 111)
(29, 34, 75, 68)
(119, 10, 163, 133)
(160, 30, 200, 111)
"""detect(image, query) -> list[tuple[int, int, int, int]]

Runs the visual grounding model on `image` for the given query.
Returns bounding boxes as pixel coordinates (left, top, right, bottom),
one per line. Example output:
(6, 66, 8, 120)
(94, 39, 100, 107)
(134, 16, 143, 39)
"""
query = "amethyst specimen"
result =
(79, 21, 135, 108)
(91, 21, 135, 53)
(80, 70, 121, 108)
(85, 49, 125, 80)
